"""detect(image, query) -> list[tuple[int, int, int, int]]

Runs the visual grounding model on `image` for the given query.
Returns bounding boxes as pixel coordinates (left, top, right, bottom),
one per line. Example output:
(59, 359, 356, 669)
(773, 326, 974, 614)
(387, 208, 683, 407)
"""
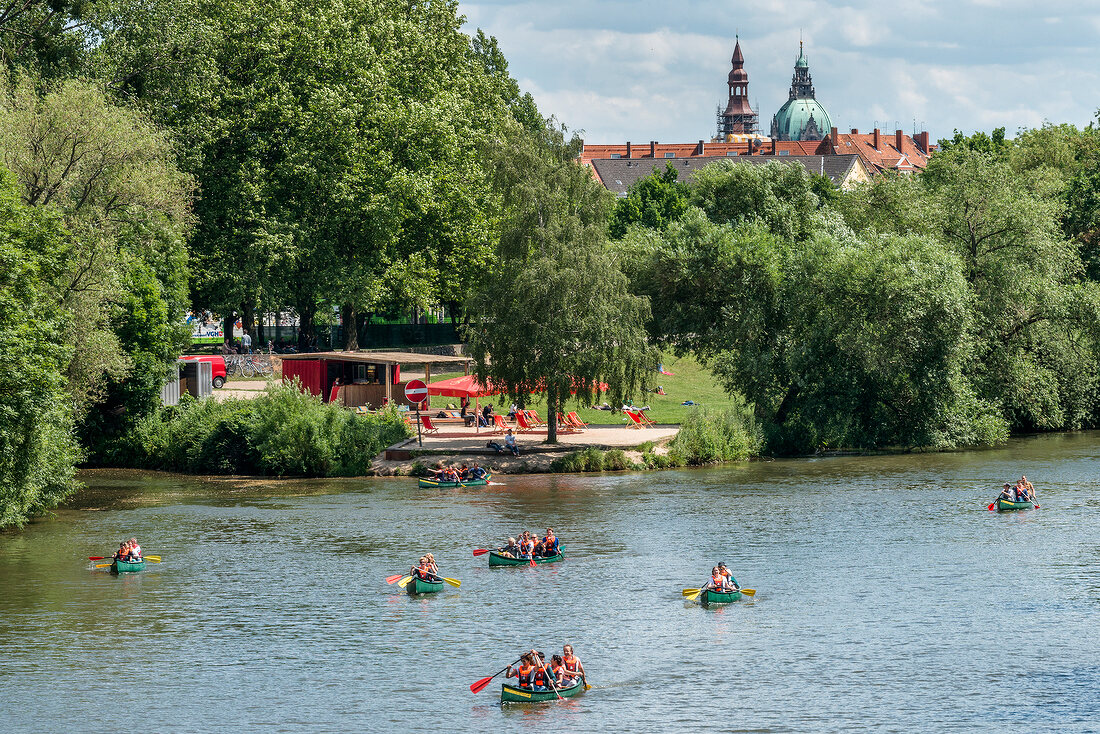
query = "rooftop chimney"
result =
(851, 128, 859, 134)
(650, 140, 657, 157)
(771, 138, 777, 155)
(916, 131, 929, 154)
(895, 129, 904, 152)
(697, 140, 705, 156)
(873, 128, 880, 149)
(830, 127, 838, 149)
(626, 141, 632, 159)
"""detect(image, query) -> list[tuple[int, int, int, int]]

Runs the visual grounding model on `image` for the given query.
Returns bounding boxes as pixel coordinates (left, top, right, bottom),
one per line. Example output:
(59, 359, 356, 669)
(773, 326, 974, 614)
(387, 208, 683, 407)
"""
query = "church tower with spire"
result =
(716, 37, 758, 138)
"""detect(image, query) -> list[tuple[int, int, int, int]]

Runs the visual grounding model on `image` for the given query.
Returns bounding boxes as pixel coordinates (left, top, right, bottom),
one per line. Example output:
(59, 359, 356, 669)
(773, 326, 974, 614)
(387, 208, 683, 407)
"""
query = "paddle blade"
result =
(987, 502, 996, 511)
(470, 676, 494, 694)
(144, 556, 161, 562)
(682, 588, 701, 596)
(688, 588, 704, 602)
(472, 549, 489, 556)
(88, 556, 109, 561)
(95, 563, 112, 568)
(529, 557, 536, 567)
(385, 574, 405, 584)
(739, 588, 756, 596)
(443, 577, 461, 588)
(397, 576, 413, 588)
(1034, 503, 1041, 510)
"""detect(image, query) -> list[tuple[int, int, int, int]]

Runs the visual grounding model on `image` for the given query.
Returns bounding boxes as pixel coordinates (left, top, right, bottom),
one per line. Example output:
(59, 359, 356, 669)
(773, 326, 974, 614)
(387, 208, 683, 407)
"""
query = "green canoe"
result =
(110, 559, 147, 574)
(996, 497, 1035, 511)
(406, 577, 444, 595)
(501, 678, 584, 704)
(418, 473, 492, 489)
(700, 588, 742, 605)
(488, 550, 564, 567)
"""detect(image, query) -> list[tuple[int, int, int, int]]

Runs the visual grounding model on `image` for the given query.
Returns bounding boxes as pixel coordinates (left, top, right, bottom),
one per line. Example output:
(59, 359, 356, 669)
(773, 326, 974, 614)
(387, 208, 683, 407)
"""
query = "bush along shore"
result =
(96, 382, 412, 477)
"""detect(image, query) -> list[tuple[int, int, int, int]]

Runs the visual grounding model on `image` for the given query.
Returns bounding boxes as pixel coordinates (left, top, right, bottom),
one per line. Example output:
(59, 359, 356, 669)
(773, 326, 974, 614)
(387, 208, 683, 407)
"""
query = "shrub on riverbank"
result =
(667, 401, 763, 465)
(103, 382, 411, 476)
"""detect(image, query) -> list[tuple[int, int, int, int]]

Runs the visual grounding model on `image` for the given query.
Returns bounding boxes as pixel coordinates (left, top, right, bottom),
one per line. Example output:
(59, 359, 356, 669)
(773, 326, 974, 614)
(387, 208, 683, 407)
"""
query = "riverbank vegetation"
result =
(103, 382, 410, 477)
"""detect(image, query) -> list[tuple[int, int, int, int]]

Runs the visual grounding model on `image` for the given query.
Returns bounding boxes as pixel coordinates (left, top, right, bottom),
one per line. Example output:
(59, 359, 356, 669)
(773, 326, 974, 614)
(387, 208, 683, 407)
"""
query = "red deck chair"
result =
(492, 414, 510, 433)
(420, 415, 440, 434)
(555, 413, 579, 432)
(624, 410, 646, 429)
(566, 411, 589, 429)
(524, 410, 546, 426)
(514, 412, 537, 432)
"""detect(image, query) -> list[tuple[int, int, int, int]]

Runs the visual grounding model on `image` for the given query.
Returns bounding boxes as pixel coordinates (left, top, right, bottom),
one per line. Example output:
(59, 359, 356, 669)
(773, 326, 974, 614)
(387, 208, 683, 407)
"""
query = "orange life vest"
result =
(563, 655, 580, 674)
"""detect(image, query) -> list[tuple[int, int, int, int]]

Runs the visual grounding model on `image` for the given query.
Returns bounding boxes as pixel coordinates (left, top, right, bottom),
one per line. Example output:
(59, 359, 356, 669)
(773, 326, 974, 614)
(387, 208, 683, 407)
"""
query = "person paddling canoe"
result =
(718, 562, 740, 591)
(998, 483, 1015, 502)
(562, 644, 585, 685)
(505, 652, 538, 689)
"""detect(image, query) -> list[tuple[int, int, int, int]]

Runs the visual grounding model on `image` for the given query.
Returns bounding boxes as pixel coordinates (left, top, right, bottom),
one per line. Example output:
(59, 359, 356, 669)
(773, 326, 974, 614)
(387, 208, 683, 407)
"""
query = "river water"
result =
(1, 432, 1098, 732)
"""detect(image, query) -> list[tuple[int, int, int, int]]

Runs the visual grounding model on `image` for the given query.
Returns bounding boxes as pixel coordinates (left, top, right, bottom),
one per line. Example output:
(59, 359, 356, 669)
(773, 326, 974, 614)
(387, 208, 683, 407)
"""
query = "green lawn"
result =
(426, 354, 735, 425)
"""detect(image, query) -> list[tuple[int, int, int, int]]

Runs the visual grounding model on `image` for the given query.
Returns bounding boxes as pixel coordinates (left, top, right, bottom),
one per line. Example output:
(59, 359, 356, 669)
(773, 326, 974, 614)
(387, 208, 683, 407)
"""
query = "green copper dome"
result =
(772, 98, 831, 141)
(795, 47, 808, 68)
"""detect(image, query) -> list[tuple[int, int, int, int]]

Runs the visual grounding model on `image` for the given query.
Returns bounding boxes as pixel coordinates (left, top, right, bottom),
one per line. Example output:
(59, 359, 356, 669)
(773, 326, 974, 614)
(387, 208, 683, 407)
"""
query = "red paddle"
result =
(88, 556, 111, 560)
(470, 657, 523, 694)
(987, 501, 996, 511)
(385, 573, 408, 584)
(472, 549, 491, 556)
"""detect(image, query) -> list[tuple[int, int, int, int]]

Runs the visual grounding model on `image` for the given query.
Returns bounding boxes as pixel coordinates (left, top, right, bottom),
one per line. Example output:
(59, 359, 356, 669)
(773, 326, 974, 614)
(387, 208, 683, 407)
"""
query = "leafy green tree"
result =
(466, 122, 656, 442)
(920, 148, 1100, 431)
(937, 127, 1010, 157)
(0, 74, 192, 438)
(689, 159, 822, 241)
(0, 166, 80, 528)
(608, 162, 690, 239)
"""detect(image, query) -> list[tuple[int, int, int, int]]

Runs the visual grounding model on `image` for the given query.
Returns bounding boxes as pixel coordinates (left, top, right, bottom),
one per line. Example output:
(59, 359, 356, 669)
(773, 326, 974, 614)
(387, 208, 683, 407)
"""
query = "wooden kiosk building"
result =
(280, 351, 470, 408)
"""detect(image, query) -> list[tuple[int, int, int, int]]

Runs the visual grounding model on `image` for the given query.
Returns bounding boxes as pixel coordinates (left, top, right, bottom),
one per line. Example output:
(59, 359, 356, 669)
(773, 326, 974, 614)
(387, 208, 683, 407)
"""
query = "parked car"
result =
(180, 355, 228, 388)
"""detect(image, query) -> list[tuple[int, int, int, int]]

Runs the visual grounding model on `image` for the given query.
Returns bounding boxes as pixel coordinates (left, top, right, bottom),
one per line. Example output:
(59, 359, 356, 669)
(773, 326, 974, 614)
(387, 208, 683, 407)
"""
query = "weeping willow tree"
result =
(465, 122, 656, 442)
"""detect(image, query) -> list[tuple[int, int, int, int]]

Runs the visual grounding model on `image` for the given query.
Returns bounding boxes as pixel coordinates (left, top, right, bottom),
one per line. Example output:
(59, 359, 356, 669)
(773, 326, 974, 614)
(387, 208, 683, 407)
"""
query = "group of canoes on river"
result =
(990, 476, 1041, 511)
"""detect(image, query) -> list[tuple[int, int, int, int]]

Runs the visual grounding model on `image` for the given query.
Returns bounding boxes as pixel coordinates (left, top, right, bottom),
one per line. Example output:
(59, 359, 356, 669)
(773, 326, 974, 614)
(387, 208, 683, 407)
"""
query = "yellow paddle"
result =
(94, 557, 162, 568)
(400, 574, 461, 588)
(683, 587, 754, 597)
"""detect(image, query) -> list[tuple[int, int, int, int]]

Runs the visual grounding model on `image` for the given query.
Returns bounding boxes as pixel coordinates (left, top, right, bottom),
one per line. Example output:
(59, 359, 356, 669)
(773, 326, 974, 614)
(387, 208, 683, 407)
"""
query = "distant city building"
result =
(716, 38, 760, 139)
(579, 36, 936, 191)
(770, 42, 831, 142)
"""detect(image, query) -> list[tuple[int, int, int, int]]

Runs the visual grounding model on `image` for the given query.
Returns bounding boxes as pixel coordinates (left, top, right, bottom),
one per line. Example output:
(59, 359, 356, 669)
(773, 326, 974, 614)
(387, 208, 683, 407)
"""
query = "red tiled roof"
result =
(814, 129, 931, 173)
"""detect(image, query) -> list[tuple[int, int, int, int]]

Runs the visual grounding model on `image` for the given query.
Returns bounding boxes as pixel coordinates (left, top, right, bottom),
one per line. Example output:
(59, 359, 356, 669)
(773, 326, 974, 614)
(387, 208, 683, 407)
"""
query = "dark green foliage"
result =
(609, 163, 690, 239)
(0, 167, 80, 527)
(104, 382, 411, 477)
(466, 120, 657, 442)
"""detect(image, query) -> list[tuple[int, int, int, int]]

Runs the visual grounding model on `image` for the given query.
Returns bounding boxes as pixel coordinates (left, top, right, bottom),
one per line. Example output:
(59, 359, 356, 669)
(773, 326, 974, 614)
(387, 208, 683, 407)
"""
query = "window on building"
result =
(664, 152, 675, 158)
(778, 150, 790, 156)
(610, 153, 621, 159)
(726, 151, 739, 156)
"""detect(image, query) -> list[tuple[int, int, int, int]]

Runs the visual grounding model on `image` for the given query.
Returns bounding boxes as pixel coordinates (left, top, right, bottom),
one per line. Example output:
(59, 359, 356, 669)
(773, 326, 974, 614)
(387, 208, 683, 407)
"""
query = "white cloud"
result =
(460, 1, 1100, 143)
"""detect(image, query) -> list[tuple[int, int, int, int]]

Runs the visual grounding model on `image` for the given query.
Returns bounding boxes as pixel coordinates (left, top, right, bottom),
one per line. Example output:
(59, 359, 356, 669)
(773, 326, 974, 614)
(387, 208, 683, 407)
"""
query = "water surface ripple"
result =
(1, 432, 1098, 732)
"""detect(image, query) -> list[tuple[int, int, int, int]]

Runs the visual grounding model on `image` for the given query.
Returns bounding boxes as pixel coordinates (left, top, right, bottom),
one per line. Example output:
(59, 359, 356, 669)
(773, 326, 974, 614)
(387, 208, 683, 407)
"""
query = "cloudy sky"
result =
(459, 0, 1100, 145)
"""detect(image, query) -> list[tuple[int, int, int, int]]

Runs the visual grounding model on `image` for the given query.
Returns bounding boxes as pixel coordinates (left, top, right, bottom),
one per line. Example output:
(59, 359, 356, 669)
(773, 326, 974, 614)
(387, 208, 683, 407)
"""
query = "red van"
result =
(180, 355, 228, 388)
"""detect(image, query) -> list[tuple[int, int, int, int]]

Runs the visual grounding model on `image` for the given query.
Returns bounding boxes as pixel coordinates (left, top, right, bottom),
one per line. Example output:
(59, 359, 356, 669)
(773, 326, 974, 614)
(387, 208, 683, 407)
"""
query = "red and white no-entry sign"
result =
(404, 379, 428, 404)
